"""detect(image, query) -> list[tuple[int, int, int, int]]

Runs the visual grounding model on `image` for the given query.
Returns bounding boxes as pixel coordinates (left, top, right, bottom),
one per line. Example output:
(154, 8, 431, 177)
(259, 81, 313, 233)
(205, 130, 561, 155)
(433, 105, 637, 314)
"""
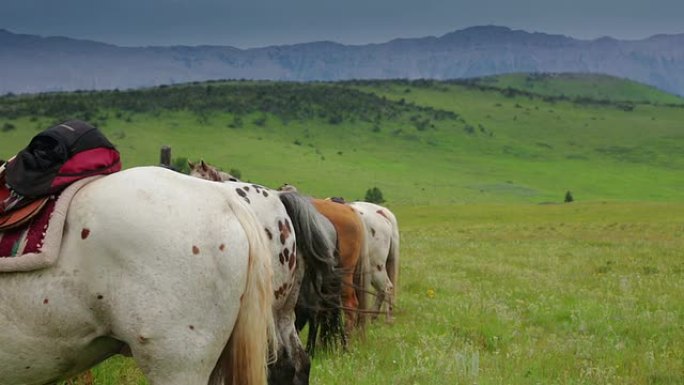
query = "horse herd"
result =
(0, 161, 400, 385)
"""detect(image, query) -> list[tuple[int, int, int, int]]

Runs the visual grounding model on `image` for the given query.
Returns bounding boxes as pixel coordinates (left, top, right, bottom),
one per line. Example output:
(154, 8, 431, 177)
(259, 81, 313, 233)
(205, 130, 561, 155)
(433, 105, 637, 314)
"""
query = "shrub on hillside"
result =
(172, 157, 191, 174)
(364, 187, 385, 204)
(229, 168, 242, 180)
(564, 191, 574, 203)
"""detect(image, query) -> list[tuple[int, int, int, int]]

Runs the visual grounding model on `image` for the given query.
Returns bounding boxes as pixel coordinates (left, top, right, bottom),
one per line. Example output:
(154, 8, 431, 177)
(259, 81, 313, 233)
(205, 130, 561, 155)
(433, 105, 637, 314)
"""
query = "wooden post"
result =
(160, 145, 171, 168)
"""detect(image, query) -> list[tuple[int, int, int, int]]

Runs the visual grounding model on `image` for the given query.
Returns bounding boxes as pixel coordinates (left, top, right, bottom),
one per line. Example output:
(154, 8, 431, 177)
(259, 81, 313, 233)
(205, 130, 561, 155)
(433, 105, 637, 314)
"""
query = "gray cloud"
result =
(1, 0, 683, 48)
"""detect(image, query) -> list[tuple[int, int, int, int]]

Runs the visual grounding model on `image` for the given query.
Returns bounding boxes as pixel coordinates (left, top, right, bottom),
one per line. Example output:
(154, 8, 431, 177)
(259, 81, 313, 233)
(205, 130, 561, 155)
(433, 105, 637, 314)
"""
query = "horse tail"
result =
(278, 191, 344, 350)
(385, 209, 400, 297)
(210, 195, 276, 385)
(353, 207, 372, 330)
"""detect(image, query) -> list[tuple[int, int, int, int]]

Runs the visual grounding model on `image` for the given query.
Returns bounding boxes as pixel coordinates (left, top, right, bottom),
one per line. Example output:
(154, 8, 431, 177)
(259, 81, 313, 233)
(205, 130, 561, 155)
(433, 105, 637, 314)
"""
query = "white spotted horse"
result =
(189, 161, 342, 377)
(0, 167, 276, 385)
(348, 201, 400, 322)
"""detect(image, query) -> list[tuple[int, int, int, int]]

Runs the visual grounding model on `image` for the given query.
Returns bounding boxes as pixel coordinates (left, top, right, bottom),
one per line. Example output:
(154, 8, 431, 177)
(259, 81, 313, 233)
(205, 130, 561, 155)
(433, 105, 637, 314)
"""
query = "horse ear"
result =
(200, 160, 207, 170)
(187, 160, 195, 168)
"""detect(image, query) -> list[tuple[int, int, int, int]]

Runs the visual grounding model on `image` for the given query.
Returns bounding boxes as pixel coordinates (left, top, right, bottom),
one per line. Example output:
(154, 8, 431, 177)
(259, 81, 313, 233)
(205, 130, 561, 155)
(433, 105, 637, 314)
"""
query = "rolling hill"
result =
(1, 76, 683, 204)
(463, 73, 684, 105)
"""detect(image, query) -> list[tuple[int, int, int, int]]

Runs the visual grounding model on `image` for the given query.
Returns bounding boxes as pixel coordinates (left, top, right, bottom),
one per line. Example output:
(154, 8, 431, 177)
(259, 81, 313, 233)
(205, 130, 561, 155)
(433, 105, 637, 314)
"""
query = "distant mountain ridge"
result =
(1, 25, 683, 96)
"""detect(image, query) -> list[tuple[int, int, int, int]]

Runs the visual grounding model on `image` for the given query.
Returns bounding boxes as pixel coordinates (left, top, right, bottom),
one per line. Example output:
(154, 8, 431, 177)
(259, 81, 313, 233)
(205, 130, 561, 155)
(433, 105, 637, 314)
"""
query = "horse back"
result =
(311, 199, 364, 245)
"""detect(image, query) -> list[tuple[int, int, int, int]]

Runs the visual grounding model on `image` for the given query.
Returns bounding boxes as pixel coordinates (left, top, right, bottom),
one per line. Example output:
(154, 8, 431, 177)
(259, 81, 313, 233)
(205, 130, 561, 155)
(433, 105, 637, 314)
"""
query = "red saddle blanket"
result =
(0, 197, 56, 258)
(0, 176, 101, 272)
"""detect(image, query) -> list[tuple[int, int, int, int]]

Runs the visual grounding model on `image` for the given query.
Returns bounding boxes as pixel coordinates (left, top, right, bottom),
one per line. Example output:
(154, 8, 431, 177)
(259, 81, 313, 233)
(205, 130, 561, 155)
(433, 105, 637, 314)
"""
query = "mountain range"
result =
(1, 25, 683, 96)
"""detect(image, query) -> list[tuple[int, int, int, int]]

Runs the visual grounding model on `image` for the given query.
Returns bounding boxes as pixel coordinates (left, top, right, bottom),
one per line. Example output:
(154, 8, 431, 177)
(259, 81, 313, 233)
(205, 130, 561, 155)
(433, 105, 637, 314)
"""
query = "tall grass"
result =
(66, 202, 684, 385)
(3, 79, 679, 384)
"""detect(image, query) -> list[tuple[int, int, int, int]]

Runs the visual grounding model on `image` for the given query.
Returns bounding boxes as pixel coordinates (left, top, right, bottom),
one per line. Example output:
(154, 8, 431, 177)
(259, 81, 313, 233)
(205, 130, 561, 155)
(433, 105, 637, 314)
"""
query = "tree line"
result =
(0, 81, 460, 129)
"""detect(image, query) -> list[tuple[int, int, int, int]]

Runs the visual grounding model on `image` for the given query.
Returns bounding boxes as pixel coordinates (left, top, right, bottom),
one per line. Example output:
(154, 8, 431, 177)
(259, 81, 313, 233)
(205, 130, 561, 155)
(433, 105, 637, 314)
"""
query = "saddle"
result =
(1, 119, 121, 231)
(328, 196, 347, 204)
(0, 165, 49, 231)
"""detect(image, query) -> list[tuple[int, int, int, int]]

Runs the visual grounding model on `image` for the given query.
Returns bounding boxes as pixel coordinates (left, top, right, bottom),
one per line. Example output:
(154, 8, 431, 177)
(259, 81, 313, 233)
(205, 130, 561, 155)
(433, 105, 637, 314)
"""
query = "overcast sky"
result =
(1, 0, 683, 48)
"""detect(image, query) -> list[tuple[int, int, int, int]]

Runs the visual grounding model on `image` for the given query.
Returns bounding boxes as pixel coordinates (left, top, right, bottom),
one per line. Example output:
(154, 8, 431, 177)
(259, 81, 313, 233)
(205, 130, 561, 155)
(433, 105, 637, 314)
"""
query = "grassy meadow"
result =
(1, 76, 683, 384)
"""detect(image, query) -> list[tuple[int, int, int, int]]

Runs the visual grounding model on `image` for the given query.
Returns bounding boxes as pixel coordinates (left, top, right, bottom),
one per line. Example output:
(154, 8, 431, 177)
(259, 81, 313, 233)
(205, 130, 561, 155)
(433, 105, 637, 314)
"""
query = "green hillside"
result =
(463, 73, 684, 105)
(1, 78, 683, 204)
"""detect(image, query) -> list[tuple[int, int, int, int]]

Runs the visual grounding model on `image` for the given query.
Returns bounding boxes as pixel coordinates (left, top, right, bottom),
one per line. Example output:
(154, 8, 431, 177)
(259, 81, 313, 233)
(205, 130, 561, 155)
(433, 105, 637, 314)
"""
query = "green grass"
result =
(2, 77, 682, 384)
(2, 79, 684, 205)
(64, 202, 684, 385)
(467, 73, 684, 105)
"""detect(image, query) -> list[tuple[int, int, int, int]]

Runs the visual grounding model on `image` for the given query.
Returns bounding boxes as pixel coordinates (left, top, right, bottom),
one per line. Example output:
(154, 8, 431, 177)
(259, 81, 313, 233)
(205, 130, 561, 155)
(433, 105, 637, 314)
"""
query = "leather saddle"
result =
(0, 165, 50, 231)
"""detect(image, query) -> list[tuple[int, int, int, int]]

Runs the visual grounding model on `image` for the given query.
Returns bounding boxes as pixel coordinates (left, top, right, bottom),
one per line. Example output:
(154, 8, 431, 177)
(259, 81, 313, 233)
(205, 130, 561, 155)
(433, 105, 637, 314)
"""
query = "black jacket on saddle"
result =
(4, 119, 121, 199)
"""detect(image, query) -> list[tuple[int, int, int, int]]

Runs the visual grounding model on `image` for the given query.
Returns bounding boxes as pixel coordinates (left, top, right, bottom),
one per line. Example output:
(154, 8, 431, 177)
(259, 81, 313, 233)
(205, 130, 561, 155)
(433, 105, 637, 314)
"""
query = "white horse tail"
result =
(386, 209, 400, 297)
(210, 195, 276, 385)
(353, 208, 372, 329)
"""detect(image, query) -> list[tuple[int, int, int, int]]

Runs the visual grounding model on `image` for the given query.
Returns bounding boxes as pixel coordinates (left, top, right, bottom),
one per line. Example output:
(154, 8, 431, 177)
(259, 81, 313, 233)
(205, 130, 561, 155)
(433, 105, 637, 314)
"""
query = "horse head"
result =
(188, 159, 240, 182)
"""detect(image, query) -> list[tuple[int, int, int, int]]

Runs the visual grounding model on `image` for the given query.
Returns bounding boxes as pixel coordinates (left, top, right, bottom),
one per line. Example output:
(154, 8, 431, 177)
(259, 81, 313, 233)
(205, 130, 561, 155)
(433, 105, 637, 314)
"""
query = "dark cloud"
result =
(1, 0, 683, 48)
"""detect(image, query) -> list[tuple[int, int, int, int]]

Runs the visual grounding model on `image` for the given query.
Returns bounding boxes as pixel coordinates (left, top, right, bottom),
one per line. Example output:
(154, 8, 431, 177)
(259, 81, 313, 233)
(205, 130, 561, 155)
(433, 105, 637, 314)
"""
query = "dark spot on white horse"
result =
(265, 228, 273, 240)
(371, 228, 376, 237)
(138, 335, 149, 344)
(192, 245, 200, 255)
(43, 298, 48, 304)
(236, 188, 251, 203)
(274, 283, 289, 300)
(219, 243, 225, 251)
(376, 209, 389, 219)
(189, 325, 195, 330)
(243, 186, 250, 192)
(279, 252, 285, 265)
(81, 228, 90, 239)
(288, 253, 296, 270)
(263, 190, 269, 197)
(376, 265, 383, 271)
(97, 294, 103, 300)
(278, 219, 291, 244)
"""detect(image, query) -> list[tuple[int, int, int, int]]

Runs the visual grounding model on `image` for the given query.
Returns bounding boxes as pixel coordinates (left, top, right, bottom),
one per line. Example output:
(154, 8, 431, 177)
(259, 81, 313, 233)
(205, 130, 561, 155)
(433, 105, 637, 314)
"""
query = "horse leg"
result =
(371, 267, 394, 322)
(270, 301, 311, 385)
(306, 315, 318, 357)
(341, 275, 359, 336)
(385, 281, 395, 322)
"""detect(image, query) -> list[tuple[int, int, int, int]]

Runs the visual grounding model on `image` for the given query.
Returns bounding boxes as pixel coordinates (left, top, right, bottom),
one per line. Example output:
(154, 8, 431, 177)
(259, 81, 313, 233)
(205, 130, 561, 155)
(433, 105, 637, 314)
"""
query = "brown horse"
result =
(280, 185, 370, 336)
